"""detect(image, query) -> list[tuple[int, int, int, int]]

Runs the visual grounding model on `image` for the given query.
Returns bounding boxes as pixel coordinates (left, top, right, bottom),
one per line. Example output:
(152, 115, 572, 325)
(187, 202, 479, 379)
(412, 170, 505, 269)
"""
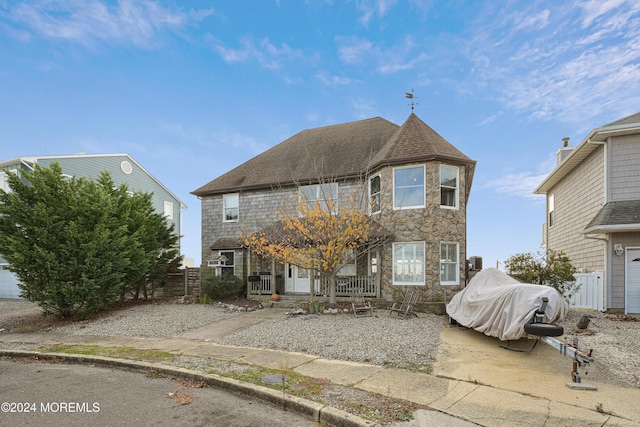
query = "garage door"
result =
(626, 248, 640, 314)
(0, 267, 21, 298)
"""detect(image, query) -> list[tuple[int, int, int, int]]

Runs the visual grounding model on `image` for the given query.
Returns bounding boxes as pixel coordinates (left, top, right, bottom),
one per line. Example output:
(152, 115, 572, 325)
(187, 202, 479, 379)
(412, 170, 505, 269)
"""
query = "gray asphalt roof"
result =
(584, 200, 640, 233)
(192, 113, 475, 197)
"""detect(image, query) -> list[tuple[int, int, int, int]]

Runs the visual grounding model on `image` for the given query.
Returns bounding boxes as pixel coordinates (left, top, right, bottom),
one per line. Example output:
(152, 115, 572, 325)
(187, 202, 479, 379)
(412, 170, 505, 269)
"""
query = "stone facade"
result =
(195, 113, 475, 304)
(374, 161, 468, 302)
(201, 159, 469, 303)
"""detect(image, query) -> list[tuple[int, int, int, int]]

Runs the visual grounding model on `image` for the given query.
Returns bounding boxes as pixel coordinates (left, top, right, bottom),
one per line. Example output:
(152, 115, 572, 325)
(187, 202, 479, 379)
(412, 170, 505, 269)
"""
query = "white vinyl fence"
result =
(569, 272, 605, 311)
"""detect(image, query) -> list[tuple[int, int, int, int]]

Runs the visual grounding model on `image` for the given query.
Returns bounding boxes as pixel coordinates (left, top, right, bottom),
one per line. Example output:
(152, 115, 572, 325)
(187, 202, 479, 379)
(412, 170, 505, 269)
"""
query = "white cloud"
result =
(377, 36, 429, 74)
(351, 98, 378, 119)
(207, 35, 305, 70)
(335, 34, 427, 74)
(6, 0, 211, 48)
(579, 0, 628, 27)
(485, 155, 556, 200)
(463, 1, 640, 127)
(335, 36, 374, 64)
(160, 121, 269, 156)
(315, 72, 353, 86)
(355, 0, 398, 26)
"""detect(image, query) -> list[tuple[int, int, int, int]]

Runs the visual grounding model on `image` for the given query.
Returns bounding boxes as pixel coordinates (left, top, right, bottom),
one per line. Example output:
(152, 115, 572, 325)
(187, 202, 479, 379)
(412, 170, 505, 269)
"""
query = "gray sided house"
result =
(534, 112, 640, 314)
(0, 153, 186, 299)
(192, 113, 476, 303)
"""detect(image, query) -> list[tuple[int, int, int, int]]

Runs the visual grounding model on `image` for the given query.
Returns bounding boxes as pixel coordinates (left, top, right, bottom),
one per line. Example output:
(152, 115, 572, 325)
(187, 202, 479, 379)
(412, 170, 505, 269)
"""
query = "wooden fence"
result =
(154, 267, 201, 298)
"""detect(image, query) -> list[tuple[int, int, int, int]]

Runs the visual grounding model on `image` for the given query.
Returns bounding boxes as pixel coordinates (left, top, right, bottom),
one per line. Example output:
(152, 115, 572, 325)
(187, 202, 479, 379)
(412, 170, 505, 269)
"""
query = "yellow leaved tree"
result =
(242, 193, 392, 304)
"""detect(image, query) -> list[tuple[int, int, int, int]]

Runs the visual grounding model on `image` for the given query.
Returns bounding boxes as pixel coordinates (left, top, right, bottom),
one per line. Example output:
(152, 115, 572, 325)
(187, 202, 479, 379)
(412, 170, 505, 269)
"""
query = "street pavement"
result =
(1, 307, 639, 426)
(0, 358, 319, 427)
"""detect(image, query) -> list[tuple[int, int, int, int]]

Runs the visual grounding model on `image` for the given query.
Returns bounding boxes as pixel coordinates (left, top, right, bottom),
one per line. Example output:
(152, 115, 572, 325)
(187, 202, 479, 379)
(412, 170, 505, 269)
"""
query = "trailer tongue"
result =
(525, 297, 597, 390)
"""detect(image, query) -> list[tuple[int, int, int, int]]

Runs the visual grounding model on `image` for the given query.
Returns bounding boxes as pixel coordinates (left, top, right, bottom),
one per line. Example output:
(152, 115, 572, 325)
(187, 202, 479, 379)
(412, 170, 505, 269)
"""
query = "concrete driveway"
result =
(433, 325, 640, 424)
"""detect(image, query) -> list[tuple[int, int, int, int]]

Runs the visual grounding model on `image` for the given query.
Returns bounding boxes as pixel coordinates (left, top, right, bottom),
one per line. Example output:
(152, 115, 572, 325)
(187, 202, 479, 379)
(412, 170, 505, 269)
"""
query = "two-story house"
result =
(534, 112, 640, 314)
(0, 153, 187, 298)
(192, 113, 475, 303)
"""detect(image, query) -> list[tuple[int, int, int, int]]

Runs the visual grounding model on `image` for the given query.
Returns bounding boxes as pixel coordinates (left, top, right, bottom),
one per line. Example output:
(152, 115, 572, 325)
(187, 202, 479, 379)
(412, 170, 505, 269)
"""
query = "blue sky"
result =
(1, 0, 639, 268)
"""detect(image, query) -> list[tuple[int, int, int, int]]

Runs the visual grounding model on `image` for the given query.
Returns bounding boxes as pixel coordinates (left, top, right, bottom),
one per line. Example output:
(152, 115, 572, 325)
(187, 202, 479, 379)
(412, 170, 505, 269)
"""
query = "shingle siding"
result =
(536, 113, 640, 312)
(547, 147, 605, 272)
(610, 135, 640, 201)
(196, 113, 474, 302)
(201, 181, 367, 281)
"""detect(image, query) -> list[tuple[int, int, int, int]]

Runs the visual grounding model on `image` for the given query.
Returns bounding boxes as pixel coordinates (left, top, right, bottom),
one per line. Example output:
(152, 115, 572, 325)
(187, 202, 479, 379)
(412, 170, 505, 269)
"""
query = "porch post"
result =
(375, 249, 381, 298)
(271, 258, 276, 294)
(246, 249, 251, 296)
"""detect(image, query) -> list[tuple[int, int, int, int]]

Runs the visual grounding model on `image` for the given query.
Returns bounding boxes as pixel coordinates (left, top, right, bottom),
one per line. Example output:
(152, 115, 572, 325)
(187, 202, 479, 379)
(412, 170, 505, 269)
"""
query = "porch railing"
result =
(248, 275, 273, 295)
(247, 274, 378, 297)
(319, 275, 378, 297)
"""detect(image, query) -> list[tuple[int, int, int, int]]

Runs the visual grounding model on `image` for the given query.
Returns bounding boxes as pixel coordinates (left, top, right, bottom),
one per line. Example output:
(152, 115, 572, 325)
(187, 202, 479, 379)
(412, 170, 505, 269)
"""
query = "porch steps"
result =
(262, 296, 302, 309)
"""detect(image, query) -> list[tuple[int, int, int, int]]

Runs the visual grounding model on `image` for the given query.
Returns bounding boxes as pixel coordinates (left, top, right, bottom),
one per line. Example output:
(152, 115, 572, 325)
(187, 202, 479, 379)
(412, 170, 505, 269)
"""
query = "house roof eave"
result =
(191, 171, 367, 198)
(534, 122, 640, 195)
(582, 224, 640, 234)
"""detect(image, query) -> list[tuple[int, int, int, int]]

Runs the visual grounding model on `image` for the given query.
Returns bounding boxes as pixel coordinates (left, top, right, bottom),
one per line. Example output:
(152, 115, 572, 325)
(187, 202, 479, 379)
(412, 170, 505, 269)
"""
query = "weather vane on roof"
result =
(405, 89, 418, 111)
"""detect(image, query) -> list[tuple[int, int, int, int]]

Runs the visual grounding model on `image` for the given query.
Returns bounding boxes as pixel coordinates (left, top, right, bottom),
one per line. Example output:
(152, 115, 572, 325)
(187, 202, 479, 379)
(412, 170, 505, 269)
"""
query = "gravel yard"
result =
(1, 298, 639, 388)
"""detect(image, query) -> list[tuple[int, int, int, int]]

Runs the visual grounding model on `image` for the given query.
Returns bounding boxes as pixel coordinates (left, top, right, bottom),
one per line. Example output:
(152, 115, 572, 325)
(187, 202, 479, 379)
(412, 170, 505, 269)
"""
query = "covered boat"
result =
(446, 268, 568, 341)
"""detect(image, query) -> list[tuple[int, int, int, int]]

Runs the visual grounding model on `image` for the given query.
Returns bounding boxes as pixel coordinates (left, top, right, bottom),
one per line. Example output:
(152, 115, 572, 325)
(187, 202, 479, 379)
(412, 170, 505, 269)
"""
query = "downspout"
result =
(604, 137, 611, 311)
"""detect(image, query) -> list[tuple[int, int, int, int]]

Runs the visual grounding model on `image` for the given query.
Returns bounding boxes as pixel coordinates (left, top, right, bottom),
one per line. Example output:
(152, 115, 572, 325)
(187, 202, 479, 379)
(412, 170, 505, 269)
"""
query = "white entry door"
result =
(285, 264, 311, 294)
(626, 248, 640, 314)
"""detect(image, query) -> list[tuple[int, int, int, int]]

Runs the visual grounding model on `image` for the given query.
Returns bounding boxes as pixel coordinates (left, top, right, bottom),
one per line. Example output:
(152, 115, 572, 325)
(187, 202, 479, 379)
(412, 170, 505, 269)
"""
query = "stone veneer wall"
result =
(373, 161, 468, 302)
(200, 163, 468, 304)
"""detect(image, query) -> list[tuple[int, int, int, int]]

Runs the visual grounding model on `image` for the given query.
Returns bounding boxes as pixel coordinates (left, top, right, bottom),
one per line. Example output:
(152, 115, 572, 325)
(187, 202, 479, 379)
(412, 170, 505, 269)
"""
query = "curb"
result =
(0, 349, 381, 427)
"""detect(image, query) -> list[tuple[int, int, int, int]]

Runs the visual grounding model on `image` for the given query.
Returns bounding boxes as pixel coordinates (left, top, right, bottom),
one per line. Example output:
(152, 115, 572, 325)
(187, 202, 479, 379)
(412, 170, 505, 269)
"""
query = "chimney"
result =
(557, 137, 573, 164)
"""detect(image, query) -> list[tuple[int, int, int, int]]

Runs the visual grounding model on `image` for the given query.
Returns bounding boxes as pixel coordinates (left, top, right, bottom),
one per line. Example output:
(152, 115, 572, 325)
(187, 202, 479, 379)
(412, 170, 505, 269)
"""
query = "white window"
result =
(0, 172, 8, 192)
(369, 174, 381, 214)
(219, 251, 235, 275)
(440, 242, 459, 285)
(338, 249, 356, 276)
(223, 193, 239, 222)
(393, 242, 425, 285)
(0, 169, 17, 193)
(299, 183, 338, 214)
(440, 165, 459, 209)
(163, 201, 174, 220)
(369, 252, 378, 275)
(393, 166, 425, 210)
(548, 193, 555, 228)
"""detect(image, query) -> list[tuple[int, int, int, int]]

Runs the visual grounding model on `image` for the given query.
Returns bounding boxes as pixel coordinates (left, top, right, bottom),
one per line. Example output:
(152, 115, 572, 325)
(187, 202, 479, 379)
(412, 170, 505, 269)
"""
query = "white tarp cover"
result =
(446, 268, 568, 341)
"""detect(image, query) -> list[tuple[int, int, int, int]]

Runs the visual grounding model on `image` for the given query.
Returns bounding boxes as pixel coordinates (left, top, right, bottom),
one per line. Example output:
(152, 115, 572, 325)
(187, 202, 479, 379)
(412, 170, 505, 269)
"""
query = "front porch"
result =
(247, 274, 380, 298)
(245, 247, 381, 299)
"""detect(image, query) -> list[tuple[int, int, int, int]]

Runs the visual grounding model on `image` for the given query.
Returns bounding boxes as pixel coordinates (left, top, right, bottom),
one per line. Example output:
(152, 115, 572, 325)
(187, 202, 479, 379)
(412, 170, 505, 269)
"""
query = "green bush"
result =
(201, 274, 244, 301)
(504, 250, 578, 302)
(0, 164, 181, 319)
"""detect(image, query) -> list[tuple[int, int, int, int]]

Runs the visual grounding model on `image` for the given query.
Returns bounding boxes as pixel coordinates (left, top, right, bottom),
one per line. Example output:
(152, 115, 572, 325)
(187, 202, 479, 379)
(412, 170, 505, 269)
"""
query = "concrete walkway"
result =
(1, 307, 639, 426)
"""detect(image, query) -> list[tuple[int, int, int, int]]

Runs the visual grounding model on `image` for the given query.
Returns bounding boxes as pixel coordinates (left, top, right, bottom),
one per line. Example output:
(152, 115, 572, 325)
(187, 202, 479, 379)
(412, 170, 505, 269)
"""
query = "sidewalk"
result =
(1, 308, 639, 426)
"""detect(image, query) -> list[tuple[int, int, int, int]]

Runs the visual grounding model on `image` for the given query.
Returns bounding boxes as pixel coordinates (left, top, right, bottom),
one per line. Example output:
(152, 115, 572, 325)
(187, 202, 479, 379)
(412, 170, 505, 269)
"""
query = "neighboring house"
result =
(534, 112, 640, 314)
(192, 113, 476, 302)
(0, 153, 187, 299)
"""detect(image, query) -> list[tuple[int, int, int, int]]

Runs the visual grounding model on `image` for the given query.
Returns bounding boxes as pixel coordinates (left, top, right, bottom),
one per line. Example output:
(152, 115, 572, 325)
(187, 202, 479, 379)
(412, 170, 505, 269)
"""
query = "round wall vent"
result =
(120, 160, 133, 174)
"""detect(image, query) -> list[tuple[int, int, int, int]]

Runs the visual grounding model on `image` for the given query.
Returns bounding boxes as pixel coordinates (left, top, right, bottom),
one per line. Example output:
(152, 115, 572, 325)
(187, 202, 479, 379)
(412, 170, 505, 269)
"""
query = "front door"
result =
(626, 248, 640, 314)
(285, 264, 311, 294)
